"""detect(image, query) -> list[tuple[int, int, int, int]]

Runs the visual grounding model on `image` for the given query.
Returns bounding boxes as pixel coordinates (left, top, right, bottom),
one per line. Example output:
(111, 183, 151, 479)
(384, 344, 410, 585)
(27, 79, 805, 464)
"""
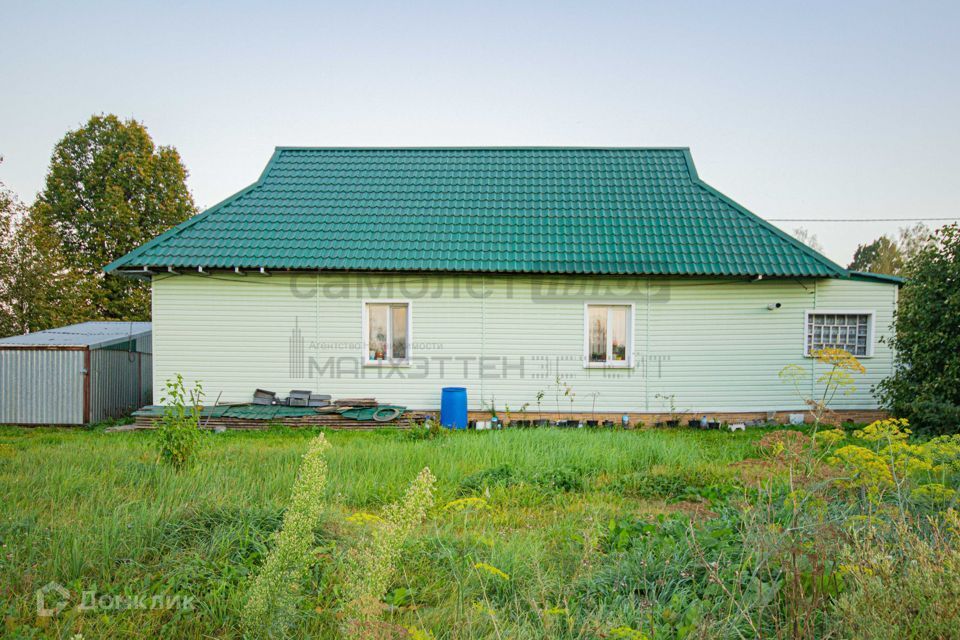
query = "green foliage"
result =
(879, 223, 960, 434)
(459, 463, 518, 494)
(847, 223, 932, 276)
(156, 374, 204, 469)
(897, 397, 960, 436)
(405, 418, 447, 441)
(604, 516, 660, 552)
(612, 466, 725, 500)
(9, 427, 948, 638)
(531, 465, 585, 492)
(242, 433, 331, 638)
(458, 462, 586, 494)
(848, 235, 903, 274)
(32, 114, 196, 320)
(0, 164, 88, 336)
(833, 512, 960, 639)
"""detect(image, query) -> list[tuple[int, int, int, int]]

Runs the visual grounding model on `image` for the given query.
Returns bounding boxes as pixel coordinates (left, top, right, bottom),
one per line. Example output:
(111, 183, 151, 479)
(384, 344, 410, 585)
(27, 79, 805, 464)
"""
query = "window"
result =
(584, 304, 633, 367)
(364, 301, 410, 365)
(805, 312, 873, 357)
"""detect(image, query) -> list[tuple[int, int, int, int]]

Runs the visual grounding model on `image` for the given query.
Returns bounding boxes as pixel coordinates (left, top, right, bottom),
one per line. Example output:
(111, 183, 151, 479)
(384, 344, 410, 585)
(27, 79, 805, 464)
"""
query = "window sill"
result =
(584, 362, 634, 369)
(363, 361, 412, 368)
(803, 353, 874, 359)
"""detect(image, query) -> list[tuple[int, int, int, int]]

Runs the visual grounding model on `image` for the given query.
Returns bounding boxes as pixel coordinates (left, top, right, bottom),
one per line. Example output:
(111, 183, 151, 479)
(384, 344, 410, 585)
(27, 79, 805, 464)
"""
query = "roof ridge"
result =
(273, 146, 693, 151)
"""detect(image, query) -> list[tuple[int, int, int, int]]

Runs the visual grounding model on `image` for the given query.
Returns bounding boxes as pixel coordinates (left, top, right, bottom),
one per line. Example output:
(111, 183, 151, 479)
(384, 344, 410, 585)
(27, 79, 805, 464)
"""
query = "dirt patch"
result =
(731, 454, 844, 488)
(633, 498, 718, 520)
(757, 429, 812, 459)
(730, 458, 786, 485)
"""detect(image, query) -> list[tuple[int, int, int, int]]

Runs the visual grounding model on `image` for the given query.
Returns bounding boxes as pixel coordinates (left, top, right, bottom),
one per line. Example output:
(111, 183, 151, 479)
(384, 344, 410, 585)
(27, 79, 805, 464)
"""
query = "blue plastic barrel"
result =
(440, 387, 468, 429)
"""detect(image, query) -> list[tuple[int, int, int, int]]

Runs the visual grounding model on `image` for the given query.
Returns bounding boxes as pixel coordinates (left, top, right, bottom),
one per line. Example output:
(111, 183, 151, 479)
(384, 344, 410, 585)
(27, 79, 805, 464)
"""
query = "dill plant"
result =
(779, 347, 865, 429)
(242, 433, 332, 638)
(340, 466, 436, 633)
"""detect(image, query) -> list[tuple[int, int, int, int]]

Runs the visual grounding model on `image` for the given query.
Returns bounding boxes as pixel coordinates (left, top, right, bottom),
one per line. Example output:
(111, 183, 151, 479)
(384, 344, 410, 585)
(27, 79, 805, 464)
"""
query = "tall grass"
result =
(0, 426, 762, 638)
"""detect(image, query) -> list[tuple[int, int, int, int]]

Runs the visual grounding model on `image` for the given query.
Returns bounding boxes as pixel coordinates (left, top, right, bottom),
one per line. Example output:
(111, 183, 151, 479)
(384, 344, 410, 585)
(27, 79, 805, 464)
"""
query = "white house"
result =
(106, 148, 899, 423)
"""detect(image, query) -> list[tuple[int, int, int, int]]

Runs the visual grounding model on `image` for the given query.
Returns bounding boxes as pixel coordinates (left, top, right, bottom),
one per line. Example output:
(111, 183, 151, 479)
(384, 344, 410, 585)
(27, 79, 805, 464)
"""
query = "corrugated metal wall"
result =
(140, 353, 153, 405)
(90, 350, 151, 422)
(0, 350, 85, 424)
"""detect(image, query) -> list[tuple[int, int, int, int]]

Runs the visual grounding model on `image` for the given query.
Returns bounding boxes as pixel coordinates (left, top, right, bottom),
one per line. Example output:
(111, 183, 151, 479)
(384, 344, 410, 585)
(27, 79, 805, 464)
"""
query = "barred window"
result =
(805, 312, 872, 356)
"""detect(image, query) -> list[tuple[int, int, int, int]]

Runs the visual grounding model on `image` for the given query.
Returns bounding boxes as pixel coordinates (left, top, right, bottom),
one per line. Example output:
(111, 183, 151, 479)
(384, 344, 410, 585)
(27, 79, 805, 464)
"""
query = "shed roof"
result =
(0, 321, 152, 349)
(106, 147, 849, 278)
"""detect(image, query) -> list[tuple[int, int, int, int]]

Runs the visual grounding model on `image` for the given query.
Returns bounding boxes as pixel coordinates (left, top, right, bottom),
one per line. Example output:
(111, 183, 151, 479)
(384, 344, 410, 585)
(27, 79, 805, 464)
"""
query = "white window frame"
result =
(362, 300, 412, 367)
(583, 302, 635, 368)
(803, 309, 875, 358)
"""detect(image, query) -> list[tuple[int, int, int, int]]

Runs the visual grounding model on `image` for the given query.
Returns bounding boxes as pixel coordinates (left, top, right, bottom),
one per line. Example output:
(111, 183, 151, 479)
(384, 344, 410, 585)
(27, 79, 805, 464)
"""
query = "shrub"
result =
(897, 397, 960, 436)
(878, 223, 960, 435)
(340, 467, 436, 634)
(156, 374, 204, 469)
(242, 433, 331, 638)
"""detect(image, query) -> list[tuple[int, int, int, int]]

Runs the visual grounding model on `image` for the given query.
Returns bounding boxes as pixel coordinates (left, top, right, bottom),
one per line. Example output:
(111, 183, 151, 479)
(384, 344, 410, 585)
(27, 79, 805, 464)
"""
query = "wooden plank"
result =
(131, 410, 427, 431)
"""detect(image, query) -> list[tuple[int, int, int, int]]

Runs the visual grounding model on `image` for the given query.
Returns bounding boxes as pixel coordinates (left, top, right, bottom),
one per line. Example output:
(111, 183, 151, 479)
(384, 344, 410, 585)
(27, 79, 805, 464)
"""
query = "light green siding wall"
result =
(151, 273, 897, 413)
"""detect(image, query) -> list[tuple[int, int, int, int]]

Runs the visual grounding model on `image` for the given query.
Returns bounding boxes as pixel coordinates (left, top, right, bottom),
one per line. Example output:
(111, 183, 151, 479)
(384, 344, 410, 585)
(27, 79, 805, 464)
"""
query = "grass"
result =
(0, 425, 764, 638)
(8, 423, 956, 639)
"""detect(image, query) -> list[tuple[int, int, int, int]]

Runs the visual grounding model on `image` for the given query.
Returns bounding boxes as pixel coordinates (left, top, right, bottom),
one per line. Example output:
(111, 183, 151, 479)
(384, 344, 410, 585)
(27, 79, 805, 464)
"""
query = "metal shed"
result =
(0, 321, 152, 425)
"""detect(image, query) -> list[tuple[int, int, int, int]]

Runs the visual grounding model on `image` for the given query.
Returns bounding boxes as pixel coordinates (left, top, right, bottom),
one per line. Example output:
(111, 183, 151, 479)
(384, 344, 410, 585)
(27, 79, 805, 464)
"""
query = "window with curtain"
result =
(585, 304, 632, 366)
(365, 302, 410, 364)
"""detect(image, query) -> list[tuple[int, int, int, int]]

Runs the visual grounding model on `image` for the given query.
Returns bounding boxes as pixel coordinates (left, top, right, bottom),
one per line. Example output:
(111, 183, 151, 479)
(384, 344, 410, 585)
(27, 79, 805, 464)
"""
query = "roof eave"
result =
(845, 270, 906, 285)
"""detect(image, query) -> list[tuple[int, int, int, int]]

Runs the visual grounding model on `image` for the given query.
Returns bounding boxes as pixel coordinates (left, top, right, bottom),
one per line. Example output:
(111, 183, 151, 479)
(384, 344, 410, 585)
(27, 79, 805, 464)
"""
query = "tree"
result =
(897, 223, 933, 262)
(878, 223, 960, 434)
(848, 235, 903, 275)
(848, 224, 932, 276)
(0, 165, 89, 336)
(791, 227, 824, 253)
(32, 114, 196, 320)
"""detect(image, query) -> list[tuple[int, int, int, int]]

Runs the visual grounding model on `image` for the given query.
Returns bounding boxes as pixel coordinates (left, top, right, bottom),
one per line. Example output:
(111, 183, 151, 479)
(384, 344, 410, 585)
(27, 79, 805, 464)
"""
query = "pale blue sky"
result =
(1, 0, 957, 263)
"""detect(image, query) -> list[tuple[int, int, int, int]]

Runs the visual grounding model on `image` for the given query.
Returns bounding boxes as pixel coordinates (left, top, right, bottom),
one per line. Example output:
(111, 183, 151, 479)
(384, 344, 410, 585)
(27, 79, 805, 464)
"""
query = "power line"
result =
(769, 217, 956, 222)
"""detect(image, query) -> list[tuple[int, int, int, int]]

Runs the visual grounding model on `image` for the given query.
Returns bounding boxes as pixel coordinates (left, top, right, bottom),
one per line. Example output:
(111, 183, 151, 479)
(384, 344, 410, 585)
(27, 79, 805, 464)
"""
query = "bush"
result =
(898, 397, 960, 436)
(879, 223, 960, 435)
(156, 374, 204, 469)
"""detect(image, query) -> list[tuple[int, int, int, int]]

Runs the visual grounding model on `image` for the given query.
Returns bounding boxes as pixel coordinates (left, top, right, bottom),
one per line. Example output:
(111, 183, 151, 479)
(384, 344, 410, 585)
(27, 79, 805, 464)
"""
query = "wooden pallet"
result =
(131, 411, 425, 431)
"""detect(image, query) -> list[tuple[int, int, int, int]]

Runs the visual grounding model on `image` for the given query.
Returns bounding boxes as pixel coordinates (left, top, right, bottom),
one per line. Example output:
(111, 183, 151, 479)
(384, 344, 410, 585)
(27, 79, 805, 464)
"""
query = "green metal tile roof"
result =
(106, 147, 847, 278)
